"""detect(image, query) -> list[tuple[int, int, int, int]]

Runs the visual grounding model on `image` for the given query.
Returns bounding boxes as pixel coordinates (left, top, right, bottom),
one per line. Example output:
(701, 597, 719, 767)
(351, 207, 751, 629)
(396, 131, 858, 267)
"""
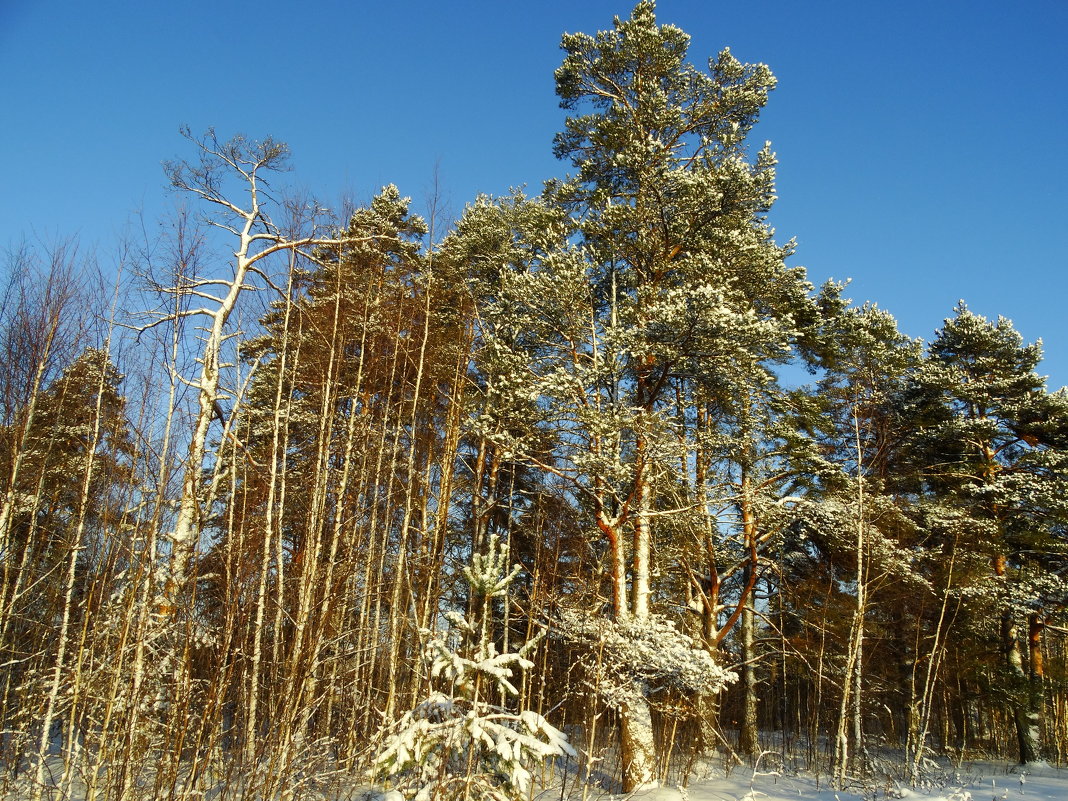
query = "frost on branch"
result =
(554, 609, 736, 708)
(371, 535, 574, 801)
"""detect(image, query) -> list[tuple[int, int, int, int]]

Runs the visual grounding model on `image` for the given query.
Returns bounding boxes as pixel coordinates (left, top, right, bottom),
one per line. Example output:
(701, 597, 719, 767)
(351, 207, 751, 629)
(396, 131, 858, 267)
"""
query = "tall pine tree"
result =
(448, 2, 824, 788)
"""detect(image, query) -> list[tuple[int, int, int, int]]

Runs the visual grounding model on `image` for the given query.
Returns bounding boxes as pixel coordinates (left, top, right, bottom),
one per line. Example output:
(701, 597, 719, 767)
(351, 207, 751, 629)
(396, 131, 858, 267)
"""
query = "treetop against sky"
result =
(1, 0, 1065, 387)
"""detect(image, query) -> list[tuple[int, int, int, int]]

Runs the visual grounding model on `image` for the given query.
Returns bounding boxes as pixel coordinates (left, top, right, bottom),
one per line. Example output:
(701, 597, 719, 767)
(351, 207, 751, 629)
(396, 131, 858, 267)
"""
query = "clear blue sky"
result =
(2, 1, 1066, 388)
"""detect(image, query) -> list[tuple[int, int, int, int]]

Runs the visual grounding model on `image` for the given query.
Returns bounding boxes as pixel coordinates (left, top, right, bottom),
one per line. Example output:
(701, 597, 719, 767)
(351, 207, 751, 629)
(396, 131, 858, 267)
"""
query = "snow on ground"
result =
(607, 761, 1068, 801)
(11, 755, 1068, 800)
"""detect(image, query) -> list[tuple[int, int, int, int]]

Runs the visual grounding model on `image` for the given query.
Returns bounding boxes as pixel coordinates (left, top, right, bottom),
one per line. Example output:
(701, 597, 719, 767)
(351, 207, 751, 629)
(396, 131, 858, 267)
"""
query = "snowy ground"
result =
(11, 756, 1067, 800)
(609, 761, 1068, 801)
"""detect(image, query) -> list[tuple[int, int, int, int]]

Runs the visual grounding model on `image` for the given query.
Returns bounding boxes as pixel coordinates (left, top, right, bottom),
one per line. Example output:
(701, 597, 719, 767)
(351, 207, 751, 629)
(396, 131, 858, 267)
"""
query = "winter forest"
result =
(3, 3, 1068, 800)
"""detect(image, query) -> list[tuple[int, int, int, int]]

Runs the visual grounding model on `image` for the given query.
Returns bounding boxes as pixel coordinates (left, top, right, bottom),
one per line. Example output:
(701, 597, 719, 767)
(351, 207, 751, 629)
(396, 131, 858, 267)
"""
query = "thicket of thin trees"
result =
(2, 4, 1067, 799)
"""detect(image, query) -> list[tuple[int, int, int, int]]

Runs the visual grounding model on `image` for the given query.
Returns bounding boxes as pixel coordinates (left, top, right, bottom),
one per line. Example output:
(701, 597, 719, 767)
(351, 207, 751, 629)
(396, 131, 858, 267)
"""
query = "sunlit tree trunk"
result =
(835, 403, 868, 787)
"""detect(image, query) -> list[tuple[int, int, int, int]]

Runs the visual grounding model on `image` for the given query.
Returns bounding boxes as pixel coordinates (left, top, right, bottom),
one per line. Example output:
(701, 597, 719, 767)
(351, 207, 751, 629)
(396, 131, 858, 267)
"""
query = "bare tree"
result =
(141, 129, 356, 599)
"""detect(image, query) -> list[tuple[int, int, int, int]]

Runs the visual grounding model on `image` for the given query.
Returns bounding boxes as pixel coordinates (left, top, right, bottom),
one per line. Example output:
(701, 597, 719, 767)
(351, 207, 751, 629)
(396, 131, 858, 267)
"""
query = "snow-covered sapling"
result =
(371, 534, 574, 801)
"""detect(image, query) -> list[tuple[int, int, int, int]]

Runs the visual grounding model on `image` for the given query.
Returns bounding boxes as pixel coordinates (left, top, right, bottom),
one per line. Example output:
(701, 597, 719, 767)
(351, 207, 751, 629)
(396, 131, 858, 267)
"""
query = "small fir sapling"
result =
(369, 534, 574, 801)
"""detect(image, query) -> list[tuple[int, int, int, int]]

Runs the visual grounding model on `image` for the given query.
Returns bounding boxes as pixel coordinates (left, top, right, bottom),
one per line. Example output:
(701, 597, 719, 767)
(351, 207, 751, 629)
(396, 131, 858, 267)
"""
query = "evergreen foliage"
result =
(371, 535, 574, 801)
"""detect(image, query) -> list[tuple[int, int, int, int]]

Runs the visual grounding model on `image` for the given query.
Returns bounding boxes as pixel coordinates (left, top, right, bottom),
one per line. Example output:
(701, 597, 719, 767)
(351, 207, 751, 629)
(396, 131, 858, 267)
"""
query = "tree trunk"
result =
(1003, 609, 1039, 763)
(620, 688, 657, 792)
(695, 693, 721, 758)
(993, 551, 1039, 765)
(950, 679, 967, 753)
(1025, 614, 1045, 761)
(738, 573, 759, 758)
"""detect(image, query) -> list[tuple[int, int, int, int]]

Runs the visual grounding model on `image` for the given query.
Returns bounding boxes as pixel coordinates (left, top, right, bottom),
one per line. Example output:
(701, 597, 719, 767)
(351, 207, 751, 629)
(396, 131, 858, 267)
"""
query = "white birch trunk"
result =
(168, 205, 259, 590)
(835, 403, 868, 787)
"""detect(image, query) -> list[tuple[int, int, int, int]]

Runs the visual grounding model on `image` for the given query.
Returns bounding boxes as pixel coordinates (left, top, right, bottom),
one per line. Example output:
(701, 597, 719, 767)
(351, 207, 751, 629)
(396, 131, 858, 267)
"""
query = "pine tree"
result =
(370, 534, 573, 801)
(903, 303, 1068, 764)
(445, 1, 826, 787)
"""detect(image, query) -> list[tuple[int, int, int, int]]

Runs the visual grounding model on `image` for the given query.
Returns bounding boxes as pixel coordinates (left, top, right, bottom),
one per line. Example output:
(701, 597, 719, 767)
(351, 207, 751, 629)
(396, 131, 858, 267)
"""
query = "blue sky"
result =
(2, 0, 1066, 388)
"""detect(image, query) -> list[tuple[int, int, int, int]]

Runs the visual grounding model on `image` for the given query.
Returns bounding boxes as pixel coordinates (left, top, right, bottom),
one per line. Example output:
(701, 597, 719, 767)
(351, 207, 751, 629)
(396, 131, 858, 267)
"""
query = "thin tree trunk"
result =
(738, 469, 759, 759)
(835, 402, 867, 787)
(383, 267, 435, 721)
(1028, 614, 1045, 759)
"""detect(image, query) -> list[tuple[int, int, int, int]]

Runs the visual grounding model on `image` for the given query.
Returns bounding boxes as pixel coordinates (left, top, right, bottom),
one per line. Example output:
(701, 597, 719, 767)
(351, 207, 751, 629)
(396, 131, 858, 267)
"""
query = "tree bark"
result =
(738, 573, 759, 758)
(738, 471, 760, 759)
(620, 688, 657, 792)
(1003, 609, 1039, 763)
(1025, 613, 1045, 761)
